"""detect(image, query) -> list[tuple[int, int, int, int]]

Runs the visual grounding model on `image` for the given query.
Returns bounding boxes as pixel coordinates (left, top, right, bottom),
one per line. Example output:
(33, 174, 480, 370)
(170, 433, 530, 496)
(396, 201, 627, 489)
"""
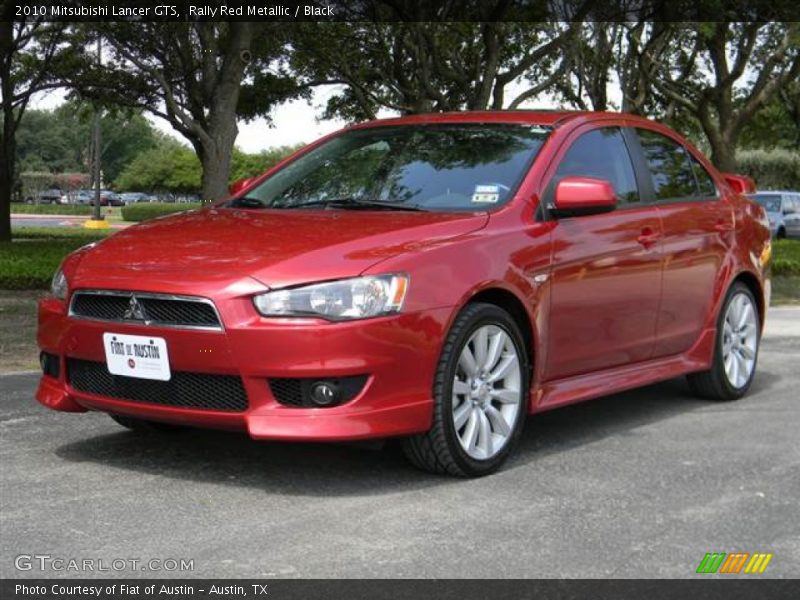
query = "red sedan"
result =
(37, 111, 771, 476)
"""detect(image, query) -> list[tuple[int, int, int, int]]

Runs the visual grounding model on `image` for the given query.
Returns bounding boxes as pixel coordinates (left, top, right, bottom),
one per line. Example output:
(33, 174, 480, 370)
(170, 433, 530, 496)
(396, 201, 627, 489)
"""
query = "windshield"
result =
(224, 123, 550, 212)
(752, 194, 781, 213)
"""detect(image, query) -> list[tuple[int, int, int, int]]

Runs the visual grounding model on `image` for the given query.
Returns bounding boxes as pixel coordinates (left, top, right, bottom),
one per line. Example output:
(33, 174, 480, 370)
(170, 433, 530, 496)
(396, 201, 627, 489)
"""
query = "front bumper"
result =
(36, 295, 451, 441)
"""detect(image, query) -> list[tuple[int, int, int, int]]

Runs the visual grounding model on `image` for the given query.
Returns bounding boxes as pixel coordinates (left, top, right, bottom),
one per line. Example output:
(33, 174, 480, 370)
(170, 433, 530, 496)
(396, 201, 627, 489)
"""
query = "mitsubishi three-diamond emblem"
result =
(123, 295, 147, 321)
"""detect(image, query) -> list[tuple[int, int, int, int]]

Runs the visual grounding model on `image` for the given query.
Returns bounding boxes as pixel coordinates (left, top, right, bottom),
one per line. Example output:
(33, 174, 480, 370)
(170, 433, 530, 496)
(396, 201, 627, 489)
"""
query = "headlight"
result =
(51, 267, 67, 300)
(253, 274, 409, 320)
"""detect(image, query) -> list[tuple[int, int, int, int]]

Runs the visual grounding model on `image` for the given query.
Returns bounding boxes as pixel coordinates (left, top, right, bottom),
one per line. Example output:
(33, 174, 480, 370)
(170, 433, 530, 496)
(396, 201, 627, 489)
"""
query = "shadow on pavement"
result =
(54, 371, 779, 496)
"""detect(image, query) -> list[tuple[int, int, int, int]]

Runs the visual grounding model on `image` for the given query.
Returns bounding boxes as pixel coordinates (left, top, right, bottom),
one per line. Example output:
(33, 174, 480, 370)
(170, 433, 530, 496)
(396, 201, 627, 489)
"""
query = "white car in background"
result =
(749, 191, 800, 239)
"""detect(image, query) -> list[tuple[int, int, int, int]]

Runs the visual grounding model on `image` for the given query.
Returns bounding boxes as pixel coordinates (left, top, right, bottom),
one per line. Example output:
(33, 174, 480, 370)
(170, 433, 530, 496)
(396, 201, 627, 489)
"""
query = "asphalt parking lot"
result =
(1, 308, 798, 579)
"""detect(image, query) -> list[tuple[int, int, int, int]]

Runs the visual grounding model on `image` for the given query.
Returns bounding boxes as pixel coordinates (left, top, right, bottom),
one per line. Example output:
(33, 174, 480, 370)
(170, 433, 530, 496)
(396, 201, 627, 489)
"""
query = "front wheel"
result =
(402, 303, 529, 477)
(687, 282, 760, 401)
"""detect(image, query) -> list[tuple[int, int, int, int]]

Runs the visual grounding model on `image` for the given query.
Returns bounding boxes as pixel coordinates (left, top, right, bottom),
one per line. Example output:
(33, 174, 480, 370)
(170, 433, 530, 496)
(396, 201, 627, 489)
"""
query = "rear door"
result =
(544, 126, 663, 380)
(630, 127, 732, 357)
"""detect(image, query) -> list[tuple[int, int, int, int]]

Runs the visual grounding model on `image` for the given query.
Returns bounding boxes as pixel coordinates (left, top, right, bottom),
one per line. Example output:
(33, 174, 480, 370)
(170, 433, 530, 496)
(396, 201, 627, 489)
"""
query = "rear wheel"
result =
(776, 227, 786, 240)
(687, 282, 760, 401)
(110, 414, 186, 433)
(402, 303, 529, 477)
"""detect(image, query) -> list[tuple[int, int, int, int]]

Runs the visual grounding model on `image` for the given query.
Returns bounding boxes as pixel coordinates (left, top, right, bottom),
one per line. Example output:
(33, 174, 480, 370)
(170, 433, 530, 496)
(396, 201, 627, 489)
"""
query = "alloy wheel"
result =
(451, 324, 522, 460)
(721, 292, 758, 389)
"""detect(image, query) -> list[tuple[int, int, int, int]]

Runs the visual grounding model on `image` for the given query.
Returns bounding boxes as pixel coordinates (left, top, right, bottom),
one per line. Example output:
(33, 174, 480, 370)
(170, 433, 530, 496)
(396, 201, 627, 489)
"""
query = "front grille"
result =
(70, 291, 221, 329)
(68, 358, 247, 412)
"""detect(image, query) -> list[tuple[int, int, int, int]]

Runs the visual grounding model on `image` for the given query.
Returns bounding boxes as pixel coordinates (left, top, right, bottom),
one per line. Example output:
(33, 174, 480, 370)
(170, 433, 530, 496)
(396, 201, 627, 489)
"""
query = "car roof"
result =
(750, 190, 797, 194)
(349, 109, 660, 130)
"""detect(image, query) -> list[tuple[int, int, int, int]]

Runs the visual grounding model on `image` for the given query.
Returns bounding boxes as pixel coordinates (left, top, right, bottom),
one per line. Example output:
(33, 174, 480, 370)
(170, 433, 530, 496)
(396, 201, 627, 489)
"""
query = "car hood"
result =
(72, 207, 489, 291)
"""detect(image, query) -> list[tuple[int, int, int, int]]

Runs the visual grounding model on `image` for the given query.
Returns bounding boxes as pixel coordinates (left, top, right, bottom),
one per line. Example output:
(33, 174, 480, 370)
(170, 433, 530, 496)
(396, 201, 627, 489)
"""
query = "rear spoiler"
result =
(722, 173, 756, 194)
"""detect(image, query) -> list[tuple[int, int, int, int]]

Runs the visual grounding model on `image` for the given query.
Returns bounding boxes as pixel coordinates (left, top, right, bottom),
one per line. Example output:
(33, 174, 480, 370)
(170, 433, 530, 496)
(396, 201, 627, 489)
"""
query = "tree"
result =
(75, 21, 298, 203)
(653, 22, 800, 171)
(14, 101, 158, 182)
(0, 8, 75, 241)
(114, 138, 200, 194)
(289, 15, 583, 120)
(555, 22, 680, 114)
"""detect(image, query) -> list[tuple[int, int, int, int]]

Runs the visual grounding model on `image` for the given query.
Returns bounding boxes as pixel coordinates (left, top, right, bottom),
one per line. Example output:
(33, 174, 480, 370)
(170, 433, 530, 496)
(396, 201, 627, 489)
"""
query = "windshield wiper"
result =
(229, 196, 266, 209)
(291, 197, 428, 212)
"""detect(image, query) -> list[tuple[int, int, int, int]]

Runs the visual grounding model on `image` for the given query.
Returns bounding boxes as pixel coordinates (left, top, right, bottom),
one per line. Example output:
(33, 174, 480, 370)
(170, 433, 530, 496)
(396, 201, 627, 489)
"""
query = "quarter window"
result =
(552, 128, 639, 204)
(688, 154, 717, 198)
(636, 128, 698, 201)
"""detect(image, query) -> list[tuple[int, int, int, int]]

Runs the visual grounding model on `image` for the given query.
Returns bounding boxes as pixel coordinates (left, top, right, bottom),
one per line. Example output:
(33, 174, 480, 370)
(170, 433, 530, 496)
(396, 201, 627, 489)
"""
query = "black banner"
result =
(3, 0, 800, 22)
(2, 579, 799, 600)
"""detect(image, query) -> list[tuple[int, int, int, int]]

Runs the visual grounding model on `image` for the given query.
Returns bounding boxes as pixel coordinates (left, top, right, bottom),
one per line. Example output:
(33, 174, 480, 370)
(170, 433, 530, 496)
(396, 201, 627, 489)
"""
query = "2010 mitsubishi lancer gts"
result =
(36, 111, 772, 477)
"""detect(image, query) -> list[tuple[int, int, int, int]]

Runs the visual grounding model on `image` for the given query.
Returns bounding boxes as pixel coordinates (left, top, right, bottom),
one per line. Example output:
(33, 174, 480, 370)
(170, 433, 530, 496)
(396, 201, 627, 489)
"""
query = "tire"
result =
(776, 227, 786, 240)
(402, 302, 530, 477)
(687, 282, 760, 401)
(110, 414, 186, 433)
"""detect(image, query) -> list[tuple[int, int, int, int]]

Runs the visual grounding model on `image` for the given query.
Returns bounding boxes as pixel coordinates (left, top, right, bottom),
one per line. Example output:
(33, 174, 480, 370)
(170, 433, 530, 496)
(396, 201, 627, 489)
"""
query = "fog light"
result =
(310, 381, 339, 406)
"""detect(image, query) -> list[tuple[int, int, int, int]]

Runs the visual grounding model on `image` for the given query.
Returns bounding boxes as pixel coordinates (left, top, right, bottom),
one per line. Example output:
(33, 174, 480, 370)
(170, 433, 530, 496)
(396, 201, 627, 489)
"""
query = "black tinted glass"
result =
(553, 128, 639, 203)
(637, 129, 698, 200)
(229, 124, 550, 212)
(689, 154, 717, 197)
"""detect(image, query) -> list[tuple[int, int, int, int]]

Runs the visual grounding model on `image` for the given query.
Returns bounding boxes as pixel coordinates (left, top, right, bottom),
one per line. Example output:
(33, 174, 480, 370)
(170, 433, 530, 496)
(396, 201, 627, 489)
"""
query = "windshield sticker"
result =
(472, 185, 500, 204)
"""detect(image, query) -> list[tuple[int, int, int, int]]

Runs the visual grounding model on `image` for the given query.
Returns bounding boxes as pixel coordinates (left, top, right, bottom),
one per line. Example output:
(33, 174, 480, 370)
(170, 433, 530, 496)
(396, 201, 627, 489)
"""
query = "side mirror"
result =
(722, 173, 756, 194)
(228, 177, 254, 196)
(552, 176, 617, 217)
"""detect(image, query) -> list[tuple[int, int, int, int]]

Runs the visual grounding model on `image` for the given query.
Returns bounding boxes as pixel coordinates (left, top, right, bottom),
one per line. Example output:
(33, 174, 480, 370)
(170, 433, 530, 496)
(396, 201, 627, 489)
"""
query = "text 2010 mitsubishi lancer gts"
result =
(37, 111, 772, 477)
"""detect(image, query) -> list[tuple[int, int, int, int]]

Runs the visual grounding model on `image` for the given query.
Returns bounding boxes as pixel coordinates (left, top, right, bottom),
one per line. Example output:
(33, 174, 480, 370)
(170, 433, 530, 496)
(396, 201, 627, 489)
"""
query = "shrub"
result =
(11, 204, 93, 215)
(737, 148, 800, 191)
(0, 228, 110, 289)
(121, 202, 202, 222)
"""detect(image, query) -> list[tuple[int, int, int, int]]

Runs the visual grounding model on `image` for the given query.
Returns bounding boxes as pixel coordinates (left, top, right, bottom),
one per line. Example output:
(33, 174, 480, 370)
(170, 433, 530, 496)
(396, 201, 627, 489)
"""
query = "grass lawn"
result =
(0, 290, 46, 372)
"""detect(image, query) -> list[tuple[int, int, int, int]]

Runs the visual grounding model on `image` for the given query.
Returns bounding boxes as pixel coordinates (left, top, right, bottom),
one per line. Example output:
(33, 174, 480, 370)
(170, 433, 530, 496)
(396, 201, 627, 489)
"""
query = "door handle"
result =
(637, 227, 660, 249)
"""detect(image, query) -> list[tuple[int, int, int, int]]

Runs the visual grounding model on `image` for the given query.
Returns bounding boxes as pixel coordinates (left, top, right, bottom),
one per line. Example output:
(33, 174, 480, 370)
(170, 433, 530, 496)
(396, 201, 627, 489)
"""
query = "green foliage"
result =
(738, 83, 800, 151)
(114, 142, 201, 194)
(14, 101, 158, 184)
(773, 240, 800, 277)
(10, 204, 92, 215)
(229, 145, 303, 181)
(115, 141, 302, 195)
(0, 228, 109, 290)
(736, 149, 800, 191)
(120, 203, 201, 222)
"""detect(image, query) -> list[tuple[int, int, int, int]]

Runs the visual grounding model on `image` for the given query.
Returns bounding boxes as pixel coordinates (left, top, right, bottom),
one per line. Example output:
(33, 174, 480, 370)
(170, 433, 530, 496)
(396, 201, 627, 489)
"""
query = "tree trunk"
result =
(0, 111, 14, 242)
(197, 120, 238, 202)
(0, 140, 12, 242)
(708, 133, 737, 173)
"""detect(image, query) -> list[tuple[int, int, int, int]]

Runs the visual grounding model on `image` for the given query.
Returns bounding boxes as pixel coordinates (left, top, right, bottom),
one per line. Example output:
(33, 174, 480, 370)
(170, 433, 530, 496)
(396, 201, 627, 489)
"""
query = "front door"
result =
(544, 127, 663, 380)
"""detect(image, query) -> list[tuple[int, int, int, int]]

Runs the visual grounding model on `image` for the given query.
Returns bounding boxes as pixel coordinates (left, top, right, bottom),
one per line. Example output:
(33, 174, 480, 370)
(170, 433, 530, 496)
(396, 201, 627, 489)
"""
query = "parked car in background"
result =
(87, 190, 124, 207)
(120, 192, 154, 205)
(38, 111, 771, 477)
(749, 191, 800, 239)
(25, 189, 62, 204)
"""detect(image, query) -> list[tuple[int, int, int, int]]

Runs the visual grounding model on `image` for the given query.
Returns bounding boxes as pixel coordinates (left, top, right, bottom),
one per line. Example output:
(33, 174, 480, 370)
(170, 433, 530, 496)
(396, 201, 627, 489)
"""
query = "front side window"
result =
(636, 128, 698, 201)
(551, 127, 639, 204)
(225, 124, 550, 212)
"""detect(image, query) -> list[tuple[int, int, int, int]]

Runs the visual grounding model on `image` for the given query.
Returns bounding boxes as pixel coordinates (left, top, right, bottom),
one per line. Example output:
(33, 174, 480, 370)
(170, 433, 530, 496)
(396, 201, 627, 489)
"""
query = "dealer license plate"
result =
(103, 333, 171, 381)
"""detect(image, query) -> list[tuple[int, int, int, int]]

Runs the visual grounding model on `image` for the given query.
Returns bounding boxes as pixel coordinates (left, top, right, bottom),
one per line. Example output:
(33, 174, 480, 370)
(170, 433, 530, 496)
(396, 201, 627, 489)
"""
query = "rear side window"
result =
(688, 154, 717, 197)
(553, 127, 639, 204)
(636, 128, 698, 201)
